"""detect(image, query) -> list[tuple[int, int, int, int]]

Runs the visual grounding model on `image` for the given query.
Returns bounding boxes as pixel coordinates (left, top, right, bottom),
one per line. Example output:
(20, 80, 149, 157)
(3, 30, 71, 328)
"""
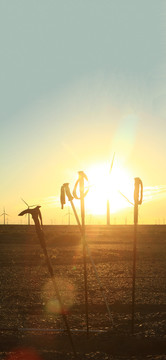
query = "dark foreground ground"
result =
(0, 224, 166, 359)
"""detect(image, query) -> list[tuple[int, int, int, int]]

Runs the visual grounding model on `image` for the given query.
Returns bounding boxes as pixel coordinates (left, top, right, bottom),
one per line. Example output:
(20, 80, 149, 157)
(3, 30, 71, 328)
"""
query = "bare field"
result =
(0, 225, 166, 359)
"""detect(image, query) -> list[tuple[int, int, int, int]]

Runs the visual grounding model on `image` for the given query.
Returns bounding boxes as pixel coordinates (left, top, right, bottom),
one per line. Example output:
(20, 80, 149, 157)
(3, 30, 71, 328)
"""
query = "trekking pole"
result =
(61, 182, 113, 324)
(18, 206, 77, 358)
(72, 171, 89, 336)
(131, 177, 143, 334)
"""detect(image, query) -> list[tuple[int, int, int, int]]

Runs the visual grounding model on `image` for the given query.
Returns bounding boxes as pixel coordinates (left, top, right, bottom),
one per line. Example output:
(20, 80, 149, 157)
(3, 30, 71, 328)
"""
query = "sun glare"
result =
(85, 162, 134, 216)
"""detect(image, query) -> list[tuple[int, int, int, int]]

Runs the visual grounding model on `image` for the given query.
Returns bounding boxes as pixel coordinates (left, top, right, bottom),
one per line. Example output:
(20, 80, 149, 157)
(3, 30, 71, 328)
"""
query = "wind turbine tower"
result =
(1, 208, 9, 225)
(65, 207, 73, 225)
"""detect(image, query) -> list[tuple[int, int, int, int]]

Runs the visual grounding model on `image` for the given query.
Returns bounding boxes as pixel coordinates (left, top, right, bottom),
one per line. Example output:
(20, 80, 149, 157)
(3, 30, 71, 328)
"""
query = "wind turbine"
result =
(107, 152, 115, 225)
(21, 198, 36, 225)
(1, 207, 9, 225)
(65, 206, 73, 225)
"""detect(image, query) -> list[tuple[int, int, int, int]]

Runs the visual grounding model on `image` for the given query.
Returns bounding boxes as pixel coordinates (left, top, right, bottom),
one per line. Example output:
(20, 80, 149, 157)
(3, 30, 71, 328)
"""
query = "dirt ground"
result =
(0, 224, 166, 359)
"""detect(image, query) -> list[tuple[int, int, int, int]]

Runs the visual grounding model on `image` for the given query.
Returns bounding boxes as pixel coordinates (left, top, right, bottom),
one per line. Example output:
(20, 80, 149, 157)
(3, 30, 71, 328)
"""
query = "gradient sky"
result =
(1, 0, 166, 224)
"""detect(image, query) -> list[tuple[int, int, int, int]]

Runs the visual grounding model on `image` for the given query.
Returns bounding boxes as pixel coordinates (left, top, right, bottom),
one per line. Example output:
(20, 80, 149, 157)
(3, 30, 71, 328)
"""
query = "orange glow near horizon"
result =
(39, 179, 166, 225)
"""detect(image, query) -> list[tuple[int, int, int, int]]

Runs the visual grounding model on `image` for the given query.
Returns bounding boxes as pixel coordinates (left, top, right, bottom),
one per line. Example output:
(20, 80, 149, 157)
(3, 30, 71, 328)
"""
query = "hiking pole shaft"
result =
(70, 200, 82, 233)
(35, 224, 77, 357)
(64, 175, 89, 336)
(19, 207, 77, 358)
(66, 193, 113, 324)
(34, 217, 54, 276)
(65, 178, 113, 327)
(72, 171, 89, 336)
(85, 243, 113, 324)
(79, 172, 89, 336)
(131, 203, 138, 334)
(131, 177, 143, 334)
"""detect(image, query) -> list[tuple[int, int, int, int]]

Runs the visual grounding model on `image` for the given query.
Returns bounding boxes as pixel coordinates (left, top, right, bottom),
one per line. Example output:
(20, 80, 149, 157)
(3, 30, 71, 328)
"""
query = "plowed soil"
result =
(0, 225, 166, 359)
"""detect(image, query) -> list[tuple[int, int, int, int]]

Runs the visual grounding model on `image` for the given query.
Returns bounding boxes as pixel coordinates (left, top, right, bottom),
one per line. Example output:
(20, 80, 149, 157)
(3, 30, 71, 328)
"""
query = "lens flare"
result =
(6, 348, 42, 360)
(42, 277, 75, 315)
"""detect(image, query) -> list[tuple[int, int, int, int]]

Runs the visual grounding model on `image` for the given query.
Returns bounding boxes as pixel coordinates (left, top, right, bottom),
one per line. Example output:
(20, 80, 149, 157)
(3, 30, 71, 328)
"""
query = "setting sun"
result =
(85, 161, 134, 216)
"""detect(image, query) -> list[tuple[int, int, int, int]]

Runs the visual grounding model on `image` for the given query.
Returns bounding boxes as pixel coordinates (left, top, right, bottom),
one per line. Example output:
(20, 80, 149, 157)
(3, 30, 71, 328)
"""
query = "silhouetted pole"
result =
(73, 171, 89, 336)
(61, 173, 89, 335)
(18, 206, 77, 358)
(131, 177, 143, 334)
(61, 181, 114, 328)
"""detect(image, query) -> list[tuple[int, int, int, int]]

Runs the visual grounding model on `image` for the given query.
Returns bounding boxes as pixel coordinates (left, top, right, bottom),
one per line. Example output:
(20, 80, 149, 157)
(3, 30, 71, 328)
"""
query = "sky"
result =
(1, 0, 166, 224)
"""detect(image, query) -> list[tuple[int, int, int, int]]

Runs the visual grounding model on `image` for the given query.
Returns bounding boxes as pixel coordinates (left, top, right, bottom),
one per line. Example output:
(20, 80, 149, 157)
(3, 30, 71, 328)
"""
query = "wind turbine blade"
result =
(21, 198, 29, 207)
(118, 190, 134, 206)
(29, 204, 37, 208)
(109, 152, 115, 174)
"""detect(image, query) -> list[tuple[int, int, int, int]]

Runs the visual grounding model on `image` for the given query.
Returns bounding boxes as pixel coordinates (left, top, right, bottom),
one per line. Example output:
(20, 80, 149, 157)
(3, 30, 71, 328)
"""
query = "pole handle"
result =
(73, 171, 89, 200)
(64, 183, 74, 201)
(60, 185, 66, 209)
(134, 177, 143, 205)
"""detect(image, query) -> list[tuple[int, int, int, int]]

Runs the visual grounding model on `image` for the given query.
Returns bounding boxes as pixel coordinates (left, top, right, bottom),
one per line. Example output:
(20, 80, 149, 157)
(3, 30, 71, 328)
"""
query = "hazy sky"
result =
(1, 0, 166, 224)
